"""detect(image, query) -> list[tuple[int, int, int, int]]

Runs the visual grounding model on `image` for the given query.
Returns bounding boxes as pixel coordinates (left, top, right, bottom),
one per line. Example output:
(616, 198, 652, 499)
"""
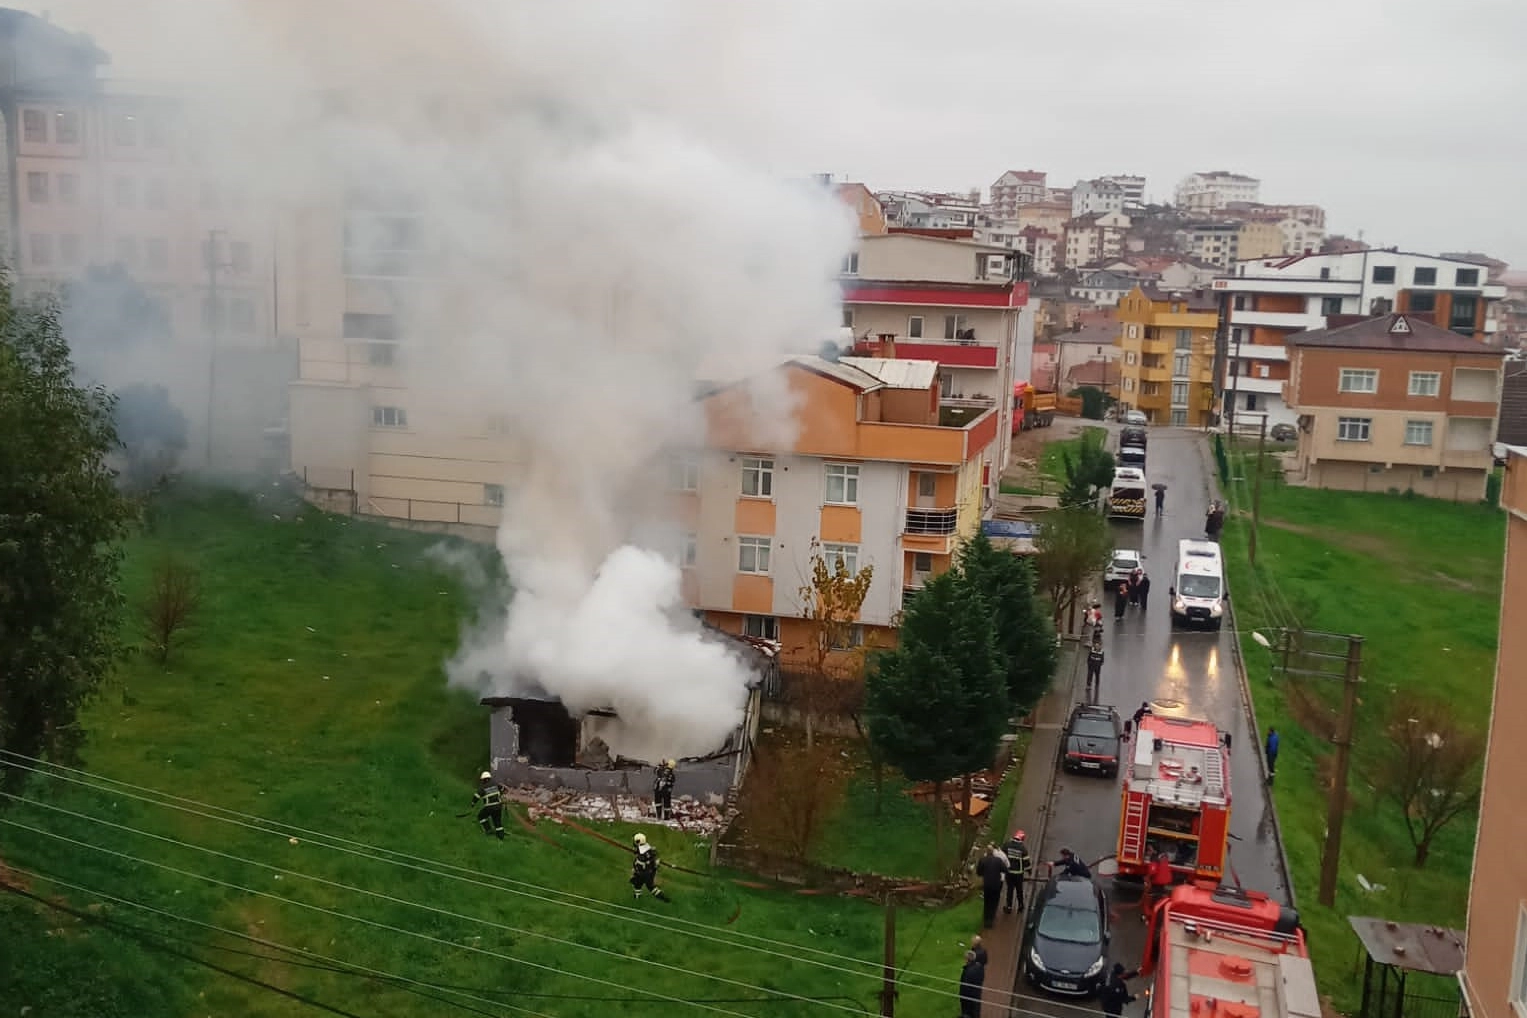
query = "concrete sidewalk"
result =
(980, 639, 1083, 1018)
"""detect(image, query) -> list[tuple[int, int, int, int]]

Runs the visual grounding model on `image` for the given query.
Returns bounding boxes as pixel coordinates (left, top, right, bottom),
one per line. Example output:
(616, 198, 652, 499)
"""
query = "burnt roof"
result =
(1287, 313, 1504, 355)
(1348, 917, 1465, 976)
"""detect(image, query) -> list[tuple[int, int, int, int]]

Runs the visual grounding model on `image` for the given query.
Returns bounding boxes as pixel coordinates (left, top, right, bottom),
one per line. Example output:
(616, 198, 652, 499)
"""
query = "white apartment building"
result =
(1072, 178, 1126, 217)
(1099, 174, 1147, 208)
(877, 191, 984, 230)
(1277, 217, 1325, 256)
(1178, 222, 1244, 269)
(1016, 227, 1060, 276)
(1174, 171, 1260, 213)
(1063, 211, 1130, 270)
(989, 170, 1047, 219)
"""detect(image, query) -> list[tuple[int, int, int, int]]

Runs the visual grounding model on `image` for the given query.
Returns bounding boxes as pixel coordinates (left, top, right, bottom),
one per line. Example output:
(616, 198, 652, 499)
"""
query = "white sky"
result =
(24, 0, 1527, 265)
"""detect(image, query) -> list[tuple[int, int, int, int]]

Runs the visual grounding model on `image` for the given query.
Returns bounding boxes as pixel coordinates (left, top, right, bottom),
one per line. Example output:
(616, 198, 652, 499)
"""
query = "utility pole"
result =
(1317, 636, 1363, 906)
(1249, 413, 1268, 565)
(879, 898, 897, 1017)
(204, 228, 230, 469)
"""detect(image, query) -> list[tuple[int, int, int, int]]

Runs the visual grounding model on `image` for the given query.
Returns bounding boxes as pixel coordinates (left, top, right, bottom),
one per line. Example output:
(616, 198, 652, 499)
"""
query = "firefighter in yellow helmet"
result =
(630, 832, 666, 901)
(653, 759, 677, 820)
(471, 771, 504, 840)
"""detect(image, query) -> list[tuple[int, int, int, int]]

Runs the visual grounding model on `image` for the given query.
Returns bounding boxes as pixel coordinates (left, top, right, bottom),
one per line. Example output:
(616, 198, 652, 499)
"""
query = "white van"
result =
(1108, 467, 1147, 520)
(1170, 539, 1226, 629)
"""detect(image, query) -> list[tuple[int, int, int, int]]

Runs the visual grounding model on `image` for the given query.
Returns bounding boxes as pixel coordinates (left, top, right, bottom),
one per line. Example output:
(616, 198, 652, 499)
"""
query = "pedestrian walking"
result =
(958, 950, 985, 1018)
(1154, 486, 1166, 516)
(1265, 727, 1280, 782)
(1113, 581, 1129, 620)
(1128, 568, 1143, 606)
(470, 771, 505, 841)
(975, 843, 1009, 929)
(1086, 643, 1104, 693)
(1003, 829, 1031, 913)
(653, 758, 676, 820)
(630, 833, 667, 901)
(1053, 847, 1092, 879)
(1100, 964, 1140, 1017)
(1138, 572, 1152, 612)
(1142, 852, 1173, 920)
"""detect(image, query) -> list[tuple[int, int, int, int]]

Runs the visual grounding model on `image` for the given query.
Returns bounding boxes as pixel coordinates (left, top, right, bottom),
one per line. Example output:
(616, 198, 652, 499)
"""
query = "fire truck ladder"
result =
(1121, 795, 1147, 861)
(1202, 748, 1226, 797)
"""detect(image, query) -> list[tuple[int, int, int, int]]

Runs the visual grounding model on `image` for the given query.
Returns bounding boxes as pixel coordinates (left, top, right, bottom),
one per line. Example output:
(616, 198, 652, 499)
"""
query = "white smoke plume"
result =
(44, 1, 857, 761)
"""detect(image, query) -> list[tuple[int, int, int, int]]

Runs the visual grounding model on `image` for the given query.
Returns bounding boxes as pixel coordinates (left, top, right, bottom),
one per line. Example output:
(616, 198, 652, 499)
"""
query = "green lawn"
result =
(0, 488, 1013, 1018)
(1038, 426, 1108, 484)
(1216, 448, 1503, 1011)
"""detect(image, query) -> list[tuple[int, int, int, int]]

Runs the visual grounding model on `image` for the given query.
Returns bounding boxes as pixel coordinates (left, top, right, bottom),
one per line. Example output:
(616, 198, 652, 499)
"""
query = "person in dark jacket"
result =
(630, 833, 667, 901)
(958, 950, 985, 1018)
(653, 759, 676, 820)
(969, 935, 988, 966)
(1053, 847, 1091, 879)
(975, 843, 1009, 928)
(1137, 572, 1152, 612)
(1132, 701, 1152, 728)
(1265, 728, 1280, 782)
(471, 771, 504, 840)
(1003, 829, 1031, 913)
(1113, 581, 1129, 619)
(1100, 964, 1139, 1016)
(1128, 568, 1143, 606)
(1086, 644, 1105, 693)
(1154, 486, 1166, 516)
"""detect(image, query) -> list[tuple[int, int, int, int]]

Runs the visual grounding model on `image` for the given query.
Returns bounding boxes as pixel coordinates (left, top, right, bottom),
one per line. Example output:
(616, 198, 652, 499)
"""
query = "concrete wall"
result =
(1298, 458, 1488, 502)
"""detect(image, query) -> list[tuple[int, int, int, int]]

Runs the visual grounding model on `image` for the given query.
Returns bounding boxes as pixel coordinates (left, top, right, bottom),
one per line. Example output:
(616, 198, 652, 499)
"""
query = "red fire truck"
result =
(1115, 714, 1233, 884)
(1140, 883, 1320, 1018)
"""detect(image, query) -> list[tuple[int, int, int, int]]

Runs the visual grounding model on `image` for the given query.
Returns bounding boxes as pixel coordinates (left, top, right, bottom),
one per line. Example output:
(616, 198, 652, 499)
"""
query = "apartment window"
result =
(1319, 267, 1331, 280)
(143, 113, 170, 148)
(741, 457, 773, 498)
(1450, 295, 1479, 334)
(669, 453, 699, 492)
(1122, 377, 1135, 393)
(737, 536, 771, 574)
(144, 237, 169, 270)
(115, 237, 139, 269)
(1173, 351, 1190, 376)
(908, 315, 924, 338)
(1127, 324, 1139, 339)
(57, 234, 82, 267)
(115, 176, 136, 209)
(25, 172, 47, 203)
(230, 241, 252, 274)
(1421, 467, 1436, 479)
(1338, 368, 1378, 393)
(113, 113, 137, 147)
(680, 532, 697, 568)
(361, 339, 395, 366)
(1125, 351, 1137, 366)
(831, 624, 865, 650)
(1371, 265, 1396, 283)
(1170, 409, 1188, 427)
(1171, 381, 1189, 405)
(743, 614, 778, 640)
(372, 406, 408, 429)
(939, 371, 954, 395)
(1413, 267, 1437, 286)
(22, 108, 46, 143)
(1404, 420, 1434, 446)
(1245, 394, 1259, 411)
(1455, 268, 1480, 287)
(54, 109, 79, 144)
(1408, 371, 1441, 397)
(824, 463, 860, 505)
(1233, 295, 1246, 310)
(342, 312, 398, 341)
(1175, 328, 1191, 349)
(841, 252, 859, 275)
(228, 297, 255, 333)
(1408, 292, 1437, 313)
(1320, 297, 1342, 315)
(482, 483, 505, 508)
(912, 551, 933, 574)
(944, 314, 969, 340)
(57, 173, 78, 205)
(822, 543, 859, 575)
(1231, 326, 1245, 344)
(144, 178, 168, 210)
(1337, 417, 1372, 442)
(841, 307, 854, 329)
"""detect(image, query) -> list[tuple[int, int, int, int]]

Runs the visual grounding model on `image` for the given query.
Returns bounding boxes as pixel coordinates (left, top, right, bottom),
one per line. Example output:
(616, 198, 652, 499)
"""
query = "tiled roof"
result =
(1287, 313, 1505, 354)
(1138, 285, 1219, 311)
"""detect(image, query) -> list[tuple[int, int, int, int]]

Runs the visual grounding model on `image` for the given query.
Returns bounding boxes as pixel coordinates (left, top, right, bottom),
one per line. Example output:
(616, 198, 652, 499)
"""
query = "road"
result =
(1005, 425, 1290, 1018)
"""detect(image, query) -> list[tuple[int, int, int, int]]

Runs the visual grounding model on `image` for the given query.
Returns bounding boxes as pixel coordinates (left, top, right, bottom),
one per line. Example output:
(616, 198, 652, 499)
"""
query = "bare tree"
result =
(792, 539, 874, 749)
(737, 739, 842, 864)
(1372, 693, 1485, 867)
(143, 556, 201, 665)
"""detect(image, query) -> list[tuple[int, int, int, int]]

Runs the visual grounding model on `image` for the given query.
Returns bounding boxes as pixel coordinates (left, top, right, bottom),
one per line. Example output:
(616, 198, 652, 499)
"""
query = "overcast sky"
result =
(25, 0, 1527, 266)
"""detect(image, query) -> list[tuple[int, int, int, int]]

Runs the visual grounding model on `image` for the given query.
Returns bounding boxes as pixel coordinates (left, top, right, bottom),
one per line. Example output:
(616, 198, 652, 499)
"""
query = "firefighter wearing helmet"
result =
(630, 832, 666, 901)
(653, 758, 677, 820)
(1003, 828, 1031, 912)
(471, 770, 504, 841)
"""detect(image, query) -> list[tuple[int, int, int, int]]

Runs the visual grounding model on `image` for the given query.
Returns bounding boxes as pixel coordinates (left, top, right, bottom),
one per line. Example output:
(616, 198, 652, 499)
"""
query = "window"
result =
(231, 241, 252, 273)
(1319, 267, 1331, 280)
(54, 110, 79, 144)
(113, 113, 137, 147)
(1408, 371, 1441, 397)
(1127, 324, 1138, 339)
(743, 614, 777, 640)
(737, 536, 771, 574)
(1455, 268, 1480, 287)
(1173, 351, 1190, 376)
(669, 453, 699, 492)
(944, 314, 969, 339)
(907, 315, 923, 338)
(25, 172, 47, 203)
(58, 234, 82, 267)
(144, 178, 168, 209)
(367, 342, 395, 367)
(342, 313, 398, 341)
(114, 236, 138, 268)
(1408, 292, 1436, 313)
(115, 176, 136, 209)
(822, 542, 859, 576)
(1122, 377, 1135, 393)
(1320, 296, 1342, 315)
(1339, 368, 1378, 393)
(1413, 267, 1436, 286)
(1125, 351, 1137, 366)
(841, 307, 854, 329)
(824, 463, 859, 505)
(22, 108, 46, 143)
(1170, 409, 1188, 426)
(841, 252, 859, 275)
(1171, 381, 1189, 405)
(1231, 326, 1245, 344)
(831, 624, 865, 650)
(372, 406, 408, 428)
(1233, 295, 1246, 310)
(1245, 393, 1259, 411)
(1404, 420, 1433, 446)
(917, 472, 937, 499)
(912, 552, 933, 573)
(1337, 417, 1371, 442)
(57, 173, 78, 205)
(483, 483, 505, 507)
(1421, 467, 1436, 479)
(1176, 328, 1191, 349)
(741, 457, 773, 497)
(1450, 295, 1479, 334)
(1371, 265, 1395, 283)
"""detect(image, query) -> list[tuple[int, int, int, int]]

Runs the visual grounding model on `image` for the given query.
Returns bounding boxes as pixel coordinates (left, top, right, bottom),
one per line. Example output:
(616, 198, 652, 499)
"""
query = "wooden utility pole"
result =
(879, 899, 897, 1017)
(1249, 413, 1268, 565)
(1317, 636, 1364, 906)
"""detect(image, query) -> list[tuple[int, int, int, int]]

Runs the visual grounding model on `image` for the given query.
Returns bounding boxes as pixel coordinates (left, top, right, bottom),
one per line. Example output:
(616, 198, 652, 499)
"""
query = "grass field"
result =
(0, 487, 1020, 1018)
(1217, 448, 1503, 1011)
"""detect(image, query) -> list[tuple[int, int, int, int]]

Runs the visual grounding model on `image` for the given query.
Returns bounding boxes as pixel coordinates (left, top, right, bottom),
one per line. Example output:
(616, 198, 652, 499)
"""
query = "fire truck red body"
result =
(1140, 883, 1320, 1018)
(1115, 714, 1232, 884)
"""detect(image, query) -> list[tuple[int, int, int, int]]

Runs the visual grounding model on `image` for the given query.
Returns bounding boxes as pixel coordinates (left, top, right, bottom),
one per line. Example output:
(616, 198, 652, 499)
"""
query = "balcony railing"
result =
(906, 506, 959, 536)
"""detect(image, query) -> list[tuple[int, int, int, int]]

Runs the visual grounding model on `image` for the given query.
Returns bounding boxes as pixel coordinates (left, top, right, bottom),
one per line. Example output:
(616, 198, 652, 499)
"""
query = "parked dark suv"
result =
(1062, 703, 1124, 778)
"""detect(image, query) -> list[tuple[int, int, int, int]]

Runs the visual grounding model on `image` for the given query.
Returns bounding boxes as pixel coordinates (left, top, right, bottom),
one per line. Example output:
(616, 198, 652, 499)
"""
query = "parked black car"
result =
(1062, 703, 1124, 778)
(1270, 423, 1297, 442)
(1119, 425, 1148, 450)
(1021, 875, 1112, 996)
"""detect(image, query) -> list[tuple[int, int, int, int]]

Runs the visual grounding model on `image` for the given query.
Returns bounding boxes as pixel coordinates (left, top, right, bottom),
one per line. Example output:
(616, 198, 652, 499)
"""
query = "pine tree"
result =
(958, 532, 1056, 717)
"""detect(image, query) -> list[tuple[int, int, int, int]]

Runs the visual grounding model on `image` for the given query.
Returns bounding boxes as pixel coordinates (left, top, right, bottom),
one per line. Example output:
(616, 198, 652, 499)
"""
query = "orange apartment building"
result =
(1284, 314, 1503, 501)
(1114, 285, 1219, 426)
(1459, 444, 1527, 1018)
(834, 181, 888, 236)
(681, 354, 997, 664)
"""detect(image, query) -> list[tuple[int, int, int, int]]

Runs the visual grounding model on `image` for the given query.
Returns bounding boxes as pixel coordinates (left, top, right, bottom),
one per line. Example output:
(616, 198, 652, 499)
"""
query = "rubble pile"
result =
(501, 785, 733, 836)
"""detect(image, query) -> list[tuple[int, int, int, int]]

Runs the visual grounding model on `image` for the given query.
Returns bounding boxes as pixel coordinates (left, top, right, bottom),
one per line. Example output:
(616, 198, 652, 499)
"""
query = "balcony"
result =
(1139, 364, 1171, 383)
(906, 506, 958, 536)
(1231, 309, 1328, 330)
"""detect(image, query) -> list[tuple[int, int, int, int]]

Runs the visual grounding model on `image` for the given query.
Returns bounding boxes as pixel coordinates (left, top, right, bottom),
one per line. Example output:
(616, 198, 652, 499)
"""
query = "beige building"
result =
(1284, 313, 1503, 501)
(1459, 444, 1527, 1018)
(1236, 220, 1284, 261)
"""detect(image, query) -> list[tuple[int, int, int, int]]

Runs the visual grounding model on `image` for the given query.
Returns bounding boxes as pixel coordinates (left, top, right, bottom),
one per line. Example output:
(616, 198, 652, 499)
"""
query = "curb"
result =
(1027, 637, 1085, 864)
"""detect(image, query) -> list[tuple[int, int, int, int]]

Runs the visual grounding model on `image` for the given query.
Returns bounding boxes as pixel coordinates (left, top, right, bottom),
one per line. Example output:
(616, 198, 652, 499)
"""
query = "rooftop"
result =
(1287, 314, 1506, 354)
(838, 356, 938, 390)
(1138, 285, 1219, 311)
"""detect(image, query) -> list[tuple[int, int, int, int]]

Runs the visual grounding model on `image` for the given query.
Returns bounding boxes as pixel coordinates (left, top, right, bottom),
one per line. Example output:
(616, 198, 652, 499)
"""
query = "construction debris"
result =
(904, 769, 1000, 818)
(500, 785, 733, 836)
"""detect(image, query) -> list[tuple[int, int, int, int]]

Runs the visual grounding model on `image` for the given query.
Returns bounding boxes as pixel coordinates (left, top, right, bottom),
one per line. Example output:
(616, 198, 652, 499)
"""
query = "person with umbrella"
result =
(1153, 482, 1167, 517)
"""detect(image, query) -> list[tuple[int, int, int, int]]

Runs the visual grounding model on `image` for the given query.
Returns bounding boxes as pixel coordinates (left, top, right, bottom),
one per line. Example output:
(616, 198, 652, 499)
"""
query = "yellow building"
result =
(1115, 286, 1219, 426)
(1236, 220, 1285, 261)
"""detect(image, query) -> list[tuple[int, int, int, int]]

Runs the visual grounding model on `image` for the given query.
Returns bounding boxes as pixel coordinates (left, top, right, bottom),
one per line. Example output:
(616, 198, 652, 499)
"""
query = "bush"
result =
(1485, 468, 1502, 507)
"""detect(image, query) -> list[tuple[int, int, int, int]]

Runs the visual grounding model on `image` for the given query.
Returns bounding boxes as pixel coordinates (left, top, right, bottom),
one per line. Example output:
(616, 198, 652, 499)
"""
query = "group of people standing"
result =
(1114, 567, 1152, 618)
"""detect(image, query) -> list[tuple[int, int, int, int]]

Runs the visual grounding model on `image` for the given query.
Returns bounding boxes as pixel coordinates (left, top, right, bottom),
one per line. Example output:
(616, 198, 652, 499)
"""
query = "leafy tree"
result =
(793, 538, 874, 749)
(1058, 429, 1117, 508)
(114, 383, 188, 494)
(0, 289, 135, 790)
(1070, 385, 1116, 421)
(1035, 506, 1114, 633)
(957, 532, 1056, 716)
(864, 570, 1006, 865)
(1371, 693, 1485, 867)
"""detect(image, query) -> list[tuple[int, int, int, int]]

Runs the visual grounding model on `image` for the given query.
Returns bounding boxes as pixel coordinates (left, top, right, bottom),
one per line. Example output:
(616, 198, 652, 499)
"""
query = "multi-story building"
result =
(691, 354, 997, 661)
(1458, 442, 1527, 1018)
(1178, 221, 1242, 269)
(1236, 220, 1284, 262)
(1174, 171, 1260, 213)
(1071, 178, 1126, 217)
(1015, 226, 1060, 276)
(1213, 250, 1509, 429)
(1016, 199, 1071, 235)
(1275, 217, 1325, 257)
(988, 169, 1047, 219)
(834, 182, 888, 236)
(1283, 313, 1502, 500)
(1071, 268, 1137, 307)
(1098, 174, 1146, 209)
(841, 232, 1032, 477)
(1114, 285, 1218, 426)
(878, 190, 984, 231)
(1064, 211, 1130, 270)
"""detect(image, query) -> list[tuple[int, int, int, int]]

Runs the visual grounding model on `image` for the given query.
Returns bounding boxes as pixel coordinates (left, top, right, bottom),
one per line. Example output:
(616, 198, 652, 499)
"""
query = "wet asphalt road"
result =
(1014, 426, 1290, 1016)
